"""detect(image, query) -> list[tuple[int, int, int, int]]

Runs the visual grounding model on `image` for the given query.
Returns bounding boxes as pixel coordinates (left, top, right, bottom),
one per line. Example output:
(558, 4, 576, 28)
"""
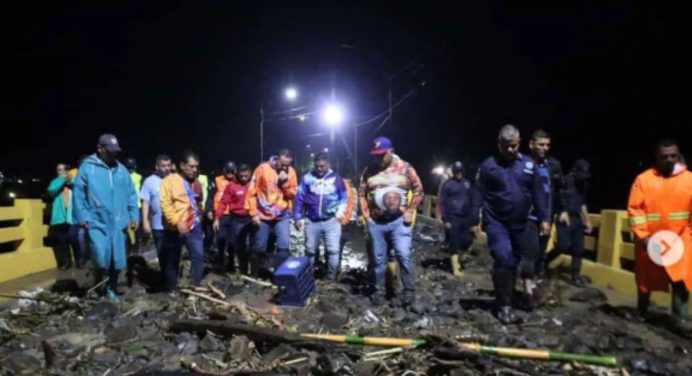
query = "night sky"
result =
(3, 2, 691, 210)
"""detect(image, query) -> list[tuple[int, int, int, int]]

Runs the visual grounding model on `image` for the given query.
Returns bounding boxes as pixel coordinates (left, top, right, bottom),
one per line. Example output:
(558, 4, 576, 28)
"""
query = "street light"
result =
(321, 104, 345, 127)
(285, 87, 298, 101)
(432, 165, 445, 176)
(323, 147, 329, 153)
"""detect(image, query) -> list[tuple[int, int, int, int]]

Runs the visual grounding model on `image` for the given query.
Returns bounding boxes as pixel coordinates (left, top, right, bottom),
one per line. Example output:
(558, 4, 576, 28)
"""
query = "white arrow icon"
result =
(647, 230, 684, 267)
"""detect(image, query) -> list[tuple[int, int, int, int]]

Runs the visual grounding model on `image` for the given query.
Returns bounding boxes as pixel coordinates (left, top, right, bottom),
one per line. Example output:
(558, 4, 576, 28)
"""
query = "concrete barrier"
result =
(417, 195, 691, 314)
(0, 199, 57, 283)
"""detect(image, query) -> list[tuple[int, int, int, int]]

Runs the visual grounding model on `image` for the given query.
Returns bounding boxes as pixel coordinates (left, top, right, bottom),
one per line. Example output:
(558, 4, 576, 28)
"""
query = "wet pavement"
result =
(1, 219, 691, 375)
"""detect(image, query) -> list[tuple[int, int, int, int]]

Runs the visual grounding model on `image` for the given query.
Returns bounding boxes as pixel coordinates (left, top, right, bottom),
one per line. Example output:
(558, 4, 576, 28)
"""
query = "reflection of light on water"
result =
(290, 221, 367, 270)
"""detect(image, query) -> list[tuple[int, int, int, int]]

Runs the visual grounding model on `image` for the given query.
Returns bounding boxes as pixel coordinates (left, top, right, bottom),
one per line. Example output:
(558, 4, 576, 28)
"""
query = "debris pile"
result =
(1, 220, 691, 375)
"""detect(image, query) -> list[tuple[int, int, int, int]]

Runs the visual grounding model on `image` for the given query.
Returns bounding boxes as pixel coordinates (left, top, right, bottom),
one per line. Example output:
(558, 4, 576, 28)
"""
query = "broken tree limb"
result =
(86, 278, 109, 295)
(457, 342, 618, 367)
(180, 289, 273, 326)
(207, 282, 227, 299)
(169, 319, 306, 346)
(240, 275, 277, 289)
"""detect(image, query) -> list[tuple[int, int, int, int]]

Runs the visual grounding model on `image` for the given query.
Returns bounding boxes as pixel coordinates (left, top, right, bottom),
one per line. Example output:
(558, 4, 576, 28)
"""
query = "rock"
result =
(314, 353, 353, 376)
(409, 302, 427, 315)
(392, 308, 407, 322)
(261, 344, 296, 363)
(321, 312, 348, 329)
(414, 316, 433, 329)
(176, 332, 198, 356)
(229, 335, 252, 361)
(569, 288, 608, 303)
(3, 352, 41, 375)
(199, 332, 223, 352)
(93, 346, 121, 365)
(48, 332, 106, 353)
(106, 325, 137, 343)
(85, 301, 118, 321)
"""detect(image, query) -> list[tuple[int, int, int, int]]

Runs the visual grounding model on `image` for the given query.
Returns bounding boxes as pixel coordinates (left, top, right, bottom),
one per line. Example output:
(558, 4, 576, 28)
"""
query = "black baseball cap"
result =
(98, 134, 121, 152)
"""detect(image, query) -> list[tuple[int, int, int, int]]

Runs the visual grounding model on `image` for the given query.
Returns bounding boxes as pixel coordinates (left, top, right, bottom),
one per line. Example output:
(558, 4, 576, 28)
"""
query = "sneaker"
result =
(673, 316, 692, 333)
(106, 288, 120, 303)
(571, 274, 588, 287)
(402, 292, 416, 306)
(495, 306, 521, 325)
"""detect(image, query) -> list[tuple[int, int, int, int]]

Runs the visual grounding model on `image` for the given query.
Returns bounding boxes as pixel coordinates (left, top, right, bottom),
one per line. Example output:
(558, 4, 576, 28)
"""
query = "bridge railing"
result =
(418, 195, 690, 314)
(0, 199, 57, 283)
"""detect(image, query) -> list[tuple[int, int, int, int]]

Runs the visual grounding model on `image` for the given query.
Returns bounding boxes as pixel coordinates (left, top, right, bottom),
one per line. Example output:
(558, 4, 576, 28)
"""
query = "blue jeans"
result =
(162, 226, 204, 292)
(304, 217, 342, 278)
(252, 217, 290, 255)
(251, 217, 291, 274)
(368, 217, 415, 293)
(152, 229, 165, 264)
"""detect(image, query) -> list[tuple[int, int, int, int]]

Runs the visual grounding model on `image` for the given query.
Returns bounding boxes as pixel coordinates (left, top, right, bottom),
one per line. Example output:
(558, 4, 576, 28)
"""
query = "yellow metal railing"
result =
(0, 199, 57, 283)
(418, 195, 690, 314)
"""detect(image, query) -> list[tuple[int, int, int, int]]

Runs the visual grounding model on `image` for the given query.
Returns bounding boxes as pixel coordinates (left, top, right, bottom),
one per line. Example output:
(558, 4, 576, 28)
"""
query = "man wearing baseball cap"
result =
(73, 133, 139, 302)
(359, 136, 423, 305)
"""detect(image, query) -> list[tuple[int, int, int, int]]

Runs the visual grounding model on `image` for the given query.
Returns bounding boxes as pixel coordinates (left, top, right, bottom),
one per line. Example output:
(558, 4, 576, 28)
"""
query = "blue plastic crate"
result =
(273, 256, 315, 307)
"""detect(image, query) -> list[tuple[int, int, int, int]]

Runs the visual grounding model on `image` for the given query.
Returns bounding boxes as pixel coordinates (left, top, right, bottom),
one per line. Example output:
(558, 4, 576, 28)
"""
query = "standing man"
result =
(73, 134, 139, 301)
(245, 149, 297, 277)
(545, 159, 593, 286)
(527, 130, 565, 277)
(469, 125, 550, 324)
(47, 163, 84, 269)
(206, 161, 237, 270)
(439, 161, 474, 277)
(140, 155, 172, 259)
(628, 139, 692, 331)
(294, 152, 349, 280)
(359, 137, 423, 305)
(160, 151, 205, 293)
(214, 163, 253, 274)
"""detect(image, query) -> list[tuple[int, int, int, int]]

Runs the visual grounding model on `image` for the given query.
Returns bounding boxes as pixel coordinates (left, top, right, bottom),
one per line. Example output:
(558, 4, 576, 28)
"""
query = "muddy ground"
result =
(1, 220, 691, 375)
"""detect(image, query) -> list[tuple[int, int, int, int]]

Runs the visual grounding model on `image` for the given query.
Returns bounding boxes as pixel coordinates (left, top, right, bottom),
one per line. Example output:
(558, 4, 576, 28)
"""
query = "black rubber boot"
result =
(249, 253, 261, 278)
(493, 270, 520, 324)
(638, 290, 651, 321)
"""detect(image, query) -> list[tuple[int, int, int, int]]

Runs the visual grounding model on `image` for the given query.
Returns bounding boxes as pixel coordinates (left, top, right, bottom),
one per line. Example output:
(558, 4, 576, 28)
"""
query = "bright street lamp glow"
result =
(298, 114, 307, 122)
(323, 148, 329, 153)
(285, 87, 298, 101)
(322, 104, 344, 127)
(432, 165, 445, 176)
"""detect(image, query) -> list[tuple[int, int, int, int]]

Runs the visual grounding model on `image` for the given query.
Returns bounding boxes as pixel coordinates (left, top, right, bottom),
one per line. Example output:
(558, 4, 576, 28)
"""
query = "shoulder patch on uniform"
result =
(525, 161, 534, 169)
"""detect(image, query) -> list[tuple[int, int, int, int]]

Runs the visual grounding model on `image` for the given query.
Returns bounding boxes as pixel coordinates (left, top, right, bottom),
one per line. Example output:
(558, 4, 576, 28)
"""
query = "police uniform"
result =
(545, 161, 589, 279)
(440, 177, 474, 252)
(470, 153, 549, 310)
(530, 156, 565, 274)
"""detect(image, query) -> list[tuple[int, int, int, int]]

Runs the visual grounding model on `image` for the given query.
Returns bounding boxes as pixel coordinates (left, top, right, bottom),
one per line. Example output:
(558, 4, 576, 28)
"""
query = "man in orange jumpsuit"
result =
(628, 139, 692, 331)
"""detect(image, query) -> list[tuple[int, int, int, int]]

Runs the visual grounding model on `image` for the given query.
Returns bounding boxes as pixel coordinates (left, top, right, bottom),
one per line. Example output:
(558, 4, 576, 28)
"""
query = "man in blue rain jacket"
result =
(73, 134, 139, 301)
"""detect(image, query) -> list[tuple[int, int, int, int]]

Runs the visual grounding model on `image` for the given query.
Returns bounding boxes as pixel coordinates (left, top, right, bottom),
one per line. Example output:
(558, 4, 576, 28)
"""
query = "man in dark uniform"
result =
(546, 159, 593, 286)
(439, 161, 475, 276)
(528, 129, 565, 277)
(470, 125, 550, 324)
